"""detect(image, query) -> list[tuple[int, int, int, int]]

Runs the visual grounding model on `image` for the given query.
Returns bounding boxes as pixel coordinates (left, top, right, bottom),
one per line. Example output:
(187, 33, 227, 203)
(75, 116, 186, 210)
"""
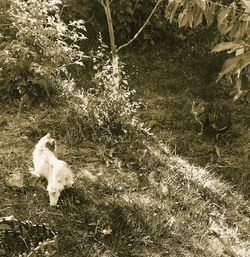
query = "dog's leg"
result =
(47, 182, 61, 206)
(65, 175, 74, 188)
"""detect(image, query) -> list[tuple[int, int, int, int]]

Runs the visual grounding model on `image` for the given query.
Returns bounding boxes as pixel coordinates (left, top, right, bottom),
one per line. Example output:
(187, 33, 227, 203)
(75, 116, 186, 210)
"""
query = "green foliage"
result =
(62, 0, 104, 46)
(64, 0, 169, 48)
(0, 0, 86, 103)
(60, 37, 142, 143)
(110, 0, 167, 46)
(165, 0, 250, 101)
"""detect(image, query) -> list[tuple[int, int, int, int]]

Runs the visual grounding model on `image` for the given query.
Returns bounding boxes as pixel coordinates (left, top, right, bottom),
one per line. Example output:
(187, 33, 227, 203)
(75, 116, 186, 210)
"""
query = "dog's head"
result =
(49, 190, 61, 206)
(45, 139, 56, 152)
(36, 133, 57, 152)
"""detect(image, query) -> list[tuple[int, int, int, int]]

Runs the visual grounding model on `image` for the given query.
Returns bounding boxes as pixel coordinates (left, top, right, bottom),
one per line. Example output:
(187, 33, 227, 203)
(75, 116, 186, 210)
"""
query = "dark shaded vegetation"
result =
(121, 29, 250, 197)
(63, 0, 170, 48)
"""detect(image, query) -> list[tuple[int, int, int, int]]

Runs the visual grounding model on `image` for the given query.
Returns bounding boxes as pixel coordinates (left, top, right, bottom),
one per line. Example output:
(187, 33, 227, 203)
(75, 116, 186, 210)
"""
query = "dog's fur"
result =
(32, 133, 74, 206)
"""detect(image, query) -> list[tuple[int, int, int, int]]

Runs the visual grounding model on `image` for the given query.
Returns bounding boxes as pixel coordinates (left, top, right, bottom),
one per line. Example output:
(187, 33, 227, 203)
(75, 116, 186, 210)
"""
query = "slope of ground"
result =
(123, 40, 250, 197)
(1, 32, 250, 256)
(0, 102, 249, 256)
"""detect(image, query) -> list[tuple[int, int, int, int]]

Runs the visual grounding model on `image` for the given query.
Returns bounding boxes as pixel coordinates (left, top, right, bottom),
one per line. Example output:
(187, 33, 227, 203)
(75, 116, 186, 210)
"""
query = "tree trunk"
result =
(103, 0, 120, 87)
(102, 0, 162, 87)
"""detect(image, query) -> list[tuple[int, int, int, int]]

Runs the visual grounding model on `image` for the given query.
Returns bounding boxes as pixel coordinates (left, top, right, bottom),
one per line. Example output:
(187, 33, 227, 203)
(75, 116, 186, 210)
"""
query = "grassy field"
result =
(123, 36, 250, 198)
(0, 34, 250, 256)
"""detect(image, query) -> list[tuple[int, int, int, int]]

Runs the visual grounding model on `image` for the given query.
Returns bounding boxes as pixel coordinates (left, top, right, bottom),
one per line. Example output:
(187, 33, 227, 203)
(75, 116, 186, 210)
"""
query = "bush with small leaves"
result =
(58, 36, 146, 144)
(63, 0, 169, 48)
(0, 0, 86, 104)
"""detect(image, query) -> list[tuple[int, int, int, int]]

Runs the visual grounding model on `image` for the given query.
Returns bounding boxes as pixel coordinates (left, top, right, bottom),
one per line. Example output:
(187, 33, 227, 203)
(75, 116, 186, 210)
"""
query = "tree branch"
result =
(98, 0, 106, 10)
(116, 0, 163, 53)
(103, 0, 116, 58)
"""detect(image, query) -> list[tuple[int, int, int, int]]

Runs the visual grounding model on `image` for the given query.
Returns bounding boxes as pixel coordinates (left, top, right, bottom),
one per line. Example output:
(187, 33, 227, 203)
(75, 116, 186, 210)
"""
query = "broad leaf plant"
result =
(165, 0, 250, 101)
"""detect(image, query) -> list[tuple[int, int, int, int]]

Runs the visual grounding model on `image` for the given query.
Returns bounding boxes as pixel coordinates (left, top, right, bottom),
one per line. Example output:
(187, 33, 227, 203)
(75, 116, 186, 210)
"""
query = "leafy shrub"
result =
(62, 0, 105, 47)
(60, 36, 141, 142)
(63, 0, 169, 48)
(0, 0, 86, 104)
(165, 0, 250, 101)
(110, 0, 168, 46)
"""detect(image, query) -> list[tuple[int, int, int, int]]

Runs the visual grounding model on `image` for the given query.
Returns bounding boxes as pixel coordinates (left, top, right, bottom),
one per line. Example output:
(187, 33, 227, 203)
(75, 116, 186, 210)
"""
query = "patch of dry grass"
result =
(0, 105, 250, 257)
(1, 40, 250, 256)
(124, 44, 250, 198)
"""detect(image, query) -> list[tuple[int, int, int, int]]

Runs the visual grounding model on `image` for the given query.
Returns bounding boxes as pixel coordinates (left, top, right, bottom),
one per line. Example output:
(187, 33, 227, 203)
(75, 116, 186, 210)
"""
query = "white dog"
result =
(32, 133, 74, 206)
